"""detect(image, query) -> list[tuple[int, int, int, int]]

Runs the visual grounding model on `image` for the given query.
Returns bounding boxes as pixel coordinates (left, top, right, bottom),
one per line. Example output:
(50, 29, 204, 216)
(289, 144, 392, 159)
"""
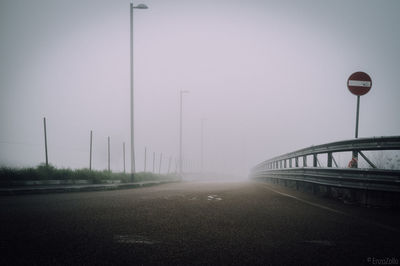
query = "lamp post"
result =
(130, 1, 148, 181)
(201, 118, 206, 174)
(179, 90, 189, 176)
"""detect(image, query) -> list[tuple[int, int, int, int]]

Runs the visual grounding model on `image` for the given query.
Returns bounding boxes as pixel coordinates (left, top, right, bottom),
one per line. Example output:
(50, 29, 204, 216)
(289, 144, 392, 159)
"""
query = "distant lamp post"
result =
(201, 118, 206, 174)
(130, 1, 148, 181)
(179, 90, 189, 176)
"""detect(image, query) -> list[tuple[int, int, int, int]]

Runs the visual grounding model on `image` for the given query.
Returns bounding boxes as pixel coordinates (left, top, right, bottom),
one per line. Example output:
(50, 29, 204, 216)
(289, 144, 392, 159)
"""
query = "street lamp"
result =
(130, 1, 148, 181)
(201, 118, 206, 174)
(179, 90, 189, 176)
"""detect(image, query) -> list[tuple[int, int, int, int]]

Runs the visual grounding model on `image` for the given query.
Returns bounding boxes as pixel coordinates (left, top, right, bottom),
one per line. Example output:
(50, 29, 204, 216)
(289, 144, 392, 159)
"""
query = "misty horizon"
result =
(1, 0, 400, 176)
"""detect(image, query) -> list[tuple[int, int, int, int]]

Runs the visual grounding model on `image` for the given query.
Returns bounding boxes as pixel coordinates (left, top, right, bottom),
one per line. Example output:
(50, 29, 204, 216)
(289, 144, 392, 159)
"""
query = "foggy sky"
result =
(1, 0, 400, 176)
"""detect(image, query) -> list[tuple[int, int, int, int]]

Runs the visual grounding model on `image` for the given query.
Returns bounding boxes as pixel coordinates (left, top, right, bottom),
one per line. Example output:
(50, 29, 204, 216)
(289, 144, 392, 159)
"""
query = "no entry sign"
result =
(347, 71, 373, 161)
(347, 72, 372, 96)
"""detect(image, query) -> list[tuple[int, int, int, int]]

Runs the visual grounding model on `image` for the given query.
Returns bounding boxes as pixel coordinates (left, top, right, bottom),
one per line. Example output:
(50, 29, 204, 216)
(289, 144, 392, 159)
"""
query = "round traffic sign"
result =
(347, 72, 372, 96)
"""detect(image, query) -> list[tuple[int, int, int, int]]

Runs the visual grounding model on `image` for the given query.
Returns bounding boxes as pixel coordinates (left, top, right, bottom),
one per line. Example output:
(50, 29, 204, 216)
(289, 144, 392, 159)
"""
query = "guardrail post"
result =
(352, 150, 358, 168)
(289, 158, 292, 168)
(279, 160, 283, 169)
(327, 152, 332, 167)
(313, 154, 318, 167)
(284, 160, 287, 168)
(303, 156, 307, 167)
(312, 184, 317, 195)
(295, 157, 299, 167)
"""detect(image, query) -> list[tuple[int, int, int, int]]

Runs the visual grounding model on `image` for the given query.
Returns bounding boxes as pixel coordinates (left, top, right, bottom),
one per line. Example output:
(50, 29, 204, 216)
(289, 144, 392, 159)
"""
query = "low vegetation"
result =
(0, 164, 180, 185)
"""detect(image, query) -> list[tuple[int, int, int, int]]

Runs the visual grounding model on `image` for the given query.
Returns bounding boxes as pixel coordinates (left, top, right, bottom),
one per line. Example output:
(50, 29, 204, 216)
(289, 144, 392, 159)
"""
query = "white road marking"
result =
(261, 184, 400, 233)
(208, 194, 222, 201)
(261, 184, 345, 215)
(114, 235, 158, 245)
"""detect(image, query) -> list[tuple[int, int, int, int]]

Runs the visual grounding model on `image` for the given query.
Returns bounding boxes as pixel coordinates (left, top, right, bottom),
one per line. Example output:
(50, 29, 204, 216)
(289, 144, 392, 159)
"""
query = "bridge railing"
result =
(250, 136, 400, 206)
(252, 136, 400, 170)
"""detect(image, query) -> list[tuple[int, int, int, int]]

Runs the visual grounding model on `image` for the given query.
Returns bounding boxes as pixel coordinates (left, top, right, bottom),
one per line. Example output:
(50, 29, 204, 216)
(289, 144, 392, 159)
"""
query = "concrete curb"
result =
(0, 179, 181, 196)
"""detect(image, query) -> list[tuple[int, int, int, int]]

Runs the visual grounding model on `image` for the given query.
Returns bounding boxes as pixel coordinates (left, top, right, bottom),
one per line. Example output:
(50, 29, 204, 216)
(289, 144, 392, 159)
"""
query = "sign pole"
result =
(352, 96, 360, 167)
(347, 71, 372, 169)
(355, 95, 360, 139)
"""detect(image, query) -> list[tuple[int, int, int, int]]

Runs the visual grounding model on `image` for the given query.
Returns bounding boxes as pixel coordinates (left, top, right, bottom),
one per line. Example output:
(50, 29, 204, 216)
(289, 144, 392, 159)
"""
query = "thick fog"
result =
(1, 0, 400, 177)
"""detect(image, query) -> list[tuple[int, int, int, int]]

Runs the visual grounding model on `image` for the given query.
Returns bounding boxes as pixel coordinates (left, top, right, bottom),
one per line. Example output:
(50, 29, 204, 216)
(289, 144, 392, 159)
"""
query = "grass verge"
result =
(0, 164, 180, 186)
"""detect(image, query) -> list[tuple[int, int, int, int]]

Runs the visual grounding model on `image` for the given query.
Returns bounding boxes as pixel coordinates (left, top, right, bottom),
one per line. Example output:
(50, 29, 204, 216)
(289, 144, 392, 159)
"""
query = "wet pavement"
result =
(0, 181, 399, 265)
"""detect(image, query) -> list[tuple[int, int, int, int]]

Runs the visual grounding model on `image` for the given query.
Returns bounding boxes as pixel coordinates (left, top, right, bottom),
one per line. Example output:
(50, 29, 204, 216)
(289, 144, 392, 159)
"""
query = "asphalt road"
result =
(1, 181, 399, 265)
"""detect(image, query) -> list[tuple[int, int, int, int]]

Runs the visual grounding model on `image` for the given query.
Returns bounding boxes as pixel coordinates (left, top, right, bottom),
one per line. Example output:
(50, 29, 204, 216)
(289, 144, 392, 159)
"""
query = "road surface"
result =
(1, 181, 399, 265)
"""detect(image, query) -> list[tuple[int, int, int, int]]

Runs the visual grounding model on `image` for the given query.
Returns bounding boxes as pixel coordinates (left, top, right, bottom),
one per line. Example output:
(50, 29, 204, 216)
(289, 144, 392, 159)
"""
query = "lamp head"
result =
(134, 3, 148, 9)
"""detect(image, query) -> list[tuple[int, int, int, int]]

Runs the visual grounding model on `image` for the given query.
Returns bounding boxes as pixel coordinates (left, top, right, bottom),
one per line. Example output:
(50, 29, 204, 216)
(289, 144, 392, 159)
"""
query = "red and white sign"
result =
(347, 72, 372, 96)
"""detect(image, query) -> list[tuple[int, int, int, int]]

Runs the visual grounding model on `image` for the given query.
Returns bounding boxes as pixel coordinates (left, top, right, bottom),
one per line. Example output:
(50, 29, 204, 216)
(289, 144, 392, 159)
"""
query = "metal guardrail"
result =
(252, 168, 400, 192)
(251, 136, 400, 193)
(253, 136, 400, 169)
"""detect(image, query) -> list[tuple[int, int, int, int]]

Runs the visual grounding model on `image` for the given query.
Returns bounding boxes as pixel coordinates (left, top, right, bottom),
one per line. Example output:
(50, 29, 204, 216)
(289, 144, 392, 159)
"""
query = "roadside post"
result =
(347, 71, 372, 168)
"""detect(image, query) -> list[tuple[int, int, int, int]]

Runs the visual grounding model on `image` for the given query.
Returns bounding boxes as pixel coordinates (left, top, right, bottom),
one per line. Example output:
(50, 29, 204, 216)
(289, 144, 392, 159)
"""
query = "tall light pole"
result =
(179, 90, 189, 176)
(130, 1, 148, 181)
(123, 142, 126, 173)
(201, 118, 206, 174)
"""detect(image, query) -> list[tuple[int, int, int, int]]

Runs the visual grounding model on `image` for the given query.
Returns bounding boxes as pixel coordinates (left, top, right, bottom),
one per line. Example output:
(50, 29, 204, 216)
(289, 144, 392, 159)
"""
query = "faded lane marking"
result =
(208, 195, 222, 201)
(261, 184, 345, 215)
(114, 235, 158, 245)
(261, 184, 400, 233)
